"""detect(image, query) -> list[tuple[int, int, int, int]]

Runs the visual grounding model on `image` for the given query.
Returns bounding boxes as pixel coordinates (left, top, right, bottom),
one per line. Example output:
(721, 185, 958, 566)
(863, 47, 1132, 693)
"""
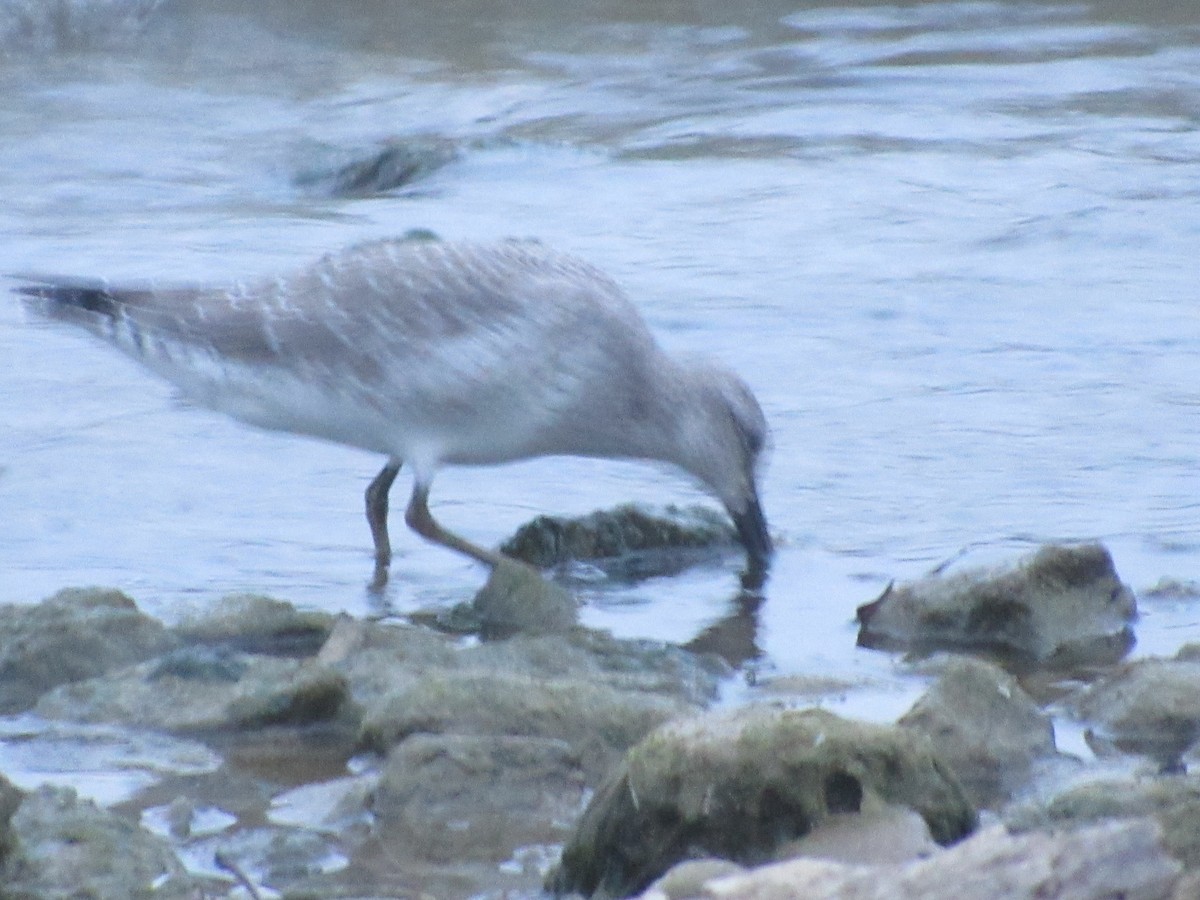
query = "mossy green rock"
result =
(549, 706, 976, 898)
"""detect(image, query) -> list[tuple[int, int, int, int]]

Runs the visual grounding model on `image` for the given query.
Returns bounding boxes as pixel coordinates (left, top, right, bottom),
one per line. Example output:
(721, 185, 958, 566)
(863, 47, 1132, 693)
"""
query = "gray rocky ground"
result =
(0, 526, 1197, 899)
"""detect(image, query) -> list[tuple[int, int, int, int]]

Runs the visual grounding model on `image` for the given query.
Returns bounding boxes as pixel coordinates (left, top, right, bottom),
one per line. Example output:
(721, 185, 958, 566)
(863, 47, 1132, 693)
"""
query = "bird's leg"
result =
(366, 461, 402, 586)
(404, 479, 509, 569)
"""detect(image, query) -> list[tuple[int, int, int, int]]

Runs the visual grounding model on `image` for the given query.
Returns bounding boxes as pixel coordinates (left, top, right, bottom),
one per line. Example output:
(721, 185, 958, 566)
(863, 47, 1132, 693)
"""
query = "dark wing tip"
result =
(14, 278, 121, 319)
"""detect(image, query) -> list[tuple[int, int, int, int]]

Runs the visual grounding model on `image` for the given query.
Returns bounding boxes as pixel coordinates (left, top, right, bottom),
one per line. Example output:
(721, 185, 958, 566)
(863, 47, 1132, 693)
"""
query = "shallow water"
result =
(1, 0, 1198, 815)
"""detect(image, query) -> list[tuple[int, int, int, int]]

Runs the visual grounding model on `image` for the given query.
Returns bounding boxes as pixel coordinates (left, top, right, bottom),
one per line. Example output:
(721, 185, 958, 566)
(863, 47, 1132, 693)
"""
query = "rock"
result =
(292, 139, 457, 197)
(318, 615, 459, 710)
(675, 819, 1179, 900)
(0, 587, 175, 713)
(646, 860, 747, 900)
(1, 785, 198, 897)
(777, 801, 938, 866)
(0, 772, 22, 869)
(360, 669, 695, 781)
(224, 661, 350, 729)
(1008, 775, 1200, 870)
(174, 593, 335, 656)
(1070, 654, 1200, 772)
(898, 656, 1058, 807)
(470, 558, 580, 638)
(1143, 578, 1200, 600)
(372, 733, 587, 863)
(857, 543, 1135, 669)
(549, 706, 976, 898)
(34, 649, 352, 734)
(457, 630, 725, 709)
(500, 503, 737, 578)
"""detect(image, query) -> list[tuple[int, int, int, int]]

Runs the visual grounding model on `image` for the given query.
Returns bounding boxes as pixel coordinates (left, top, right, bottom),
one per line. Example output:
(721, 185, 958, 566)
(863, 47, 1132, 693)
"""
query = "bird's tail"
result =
(15, 276, 165, 364)
(17, 280, 122, 320)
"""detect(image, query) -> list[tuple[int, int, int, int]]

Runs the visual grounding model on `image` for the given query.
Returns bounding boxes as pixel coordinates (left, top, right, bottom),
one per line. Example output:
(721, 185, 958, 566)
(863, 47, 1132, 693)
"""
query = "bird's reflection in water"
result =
(684, 579, 766, 670)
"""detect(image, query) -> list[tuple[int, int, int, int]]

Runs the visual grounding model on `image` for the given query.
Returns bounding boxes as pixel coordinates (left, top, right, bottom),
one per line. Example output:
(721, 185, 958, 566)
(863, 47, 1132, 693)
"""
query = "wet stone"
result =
(857, 543, 1136, 670)
(1, 785, 199, 897)
(898, 655, 1059, 807)
(1070, 653, 1200, 772)
(470, 558, 580, 639)
(550, 706, 976, 899)
(0, 587, 176, 714)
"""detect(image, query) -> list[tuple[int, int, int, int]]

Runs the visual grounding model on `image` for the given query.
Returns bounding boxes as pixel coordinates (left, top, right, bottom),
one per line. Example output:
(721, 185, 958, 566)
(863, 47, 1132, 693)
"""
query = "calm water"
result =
(2, 0, 1199, 748)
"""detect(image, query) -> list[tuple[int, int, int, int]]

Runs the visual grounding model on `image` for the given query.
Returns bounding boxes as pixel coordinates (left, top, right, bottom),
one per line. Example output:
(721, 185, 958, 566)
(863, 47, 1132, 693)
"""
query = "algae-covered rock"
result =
(550, 706, 976, 898)
(899, 656, 1058, 807)
(360, 669, 694, 781)
(0, 587, 176, 713)
(501, 503, 736, 575)
(1071, 654, 1200, 772)
(857, 543, 1135, 669)
(1, 785, 198, 897)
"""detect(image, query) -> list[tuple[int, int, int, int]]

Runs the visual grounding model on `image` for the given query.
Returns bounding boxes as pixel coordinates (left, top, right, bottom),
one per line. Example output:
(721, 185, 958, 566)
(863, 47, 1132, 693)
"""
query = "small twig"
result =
(214, 851, 263, 900)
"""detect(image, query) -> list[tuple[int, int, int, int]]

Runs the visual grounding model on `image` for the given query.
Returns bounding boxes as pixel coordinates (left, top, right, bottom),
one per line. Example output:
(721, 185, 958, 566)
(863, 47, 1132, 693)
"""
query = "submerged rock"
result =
(292, 138, 457, 197)
(652, 819, 1180, 900)
(1070, 653, 1200, 772)
(899, 656, 1059, 807)
(0, 587, 175, 714)
(857, 543, 1136, 669)
(550, 706, 975, 898)
(500, 503, 737, 577)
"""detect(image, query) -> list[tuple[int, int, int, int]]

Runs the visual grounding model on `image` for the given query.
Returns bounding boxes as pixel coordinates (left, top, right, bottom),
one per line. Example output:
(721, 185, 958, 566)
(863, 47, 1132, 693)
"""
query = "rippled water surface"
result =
(2, 0, 1199, 786)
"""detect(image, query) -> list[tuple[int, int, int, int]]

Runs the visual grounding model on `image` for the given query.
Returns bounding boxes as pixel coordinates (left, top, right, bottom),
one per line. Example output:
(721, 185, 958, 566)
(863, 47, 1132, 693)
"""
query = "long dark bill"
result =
(731, 492, 773, 588)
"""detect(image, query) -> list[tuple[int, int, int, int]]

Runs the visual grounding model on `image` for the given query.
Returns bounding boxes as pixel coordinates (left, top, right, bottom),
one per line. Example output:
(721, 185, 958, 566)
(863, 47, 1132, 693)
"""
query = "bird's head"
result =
(678, 362, 773, 581)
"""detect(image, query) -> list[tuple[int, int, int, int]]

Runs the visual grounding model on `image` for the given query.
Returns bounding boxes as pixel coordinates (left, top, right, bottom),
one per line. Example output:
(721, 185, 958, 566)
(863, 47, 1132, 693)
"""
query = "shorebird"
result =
(18, 238, 773, 588)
